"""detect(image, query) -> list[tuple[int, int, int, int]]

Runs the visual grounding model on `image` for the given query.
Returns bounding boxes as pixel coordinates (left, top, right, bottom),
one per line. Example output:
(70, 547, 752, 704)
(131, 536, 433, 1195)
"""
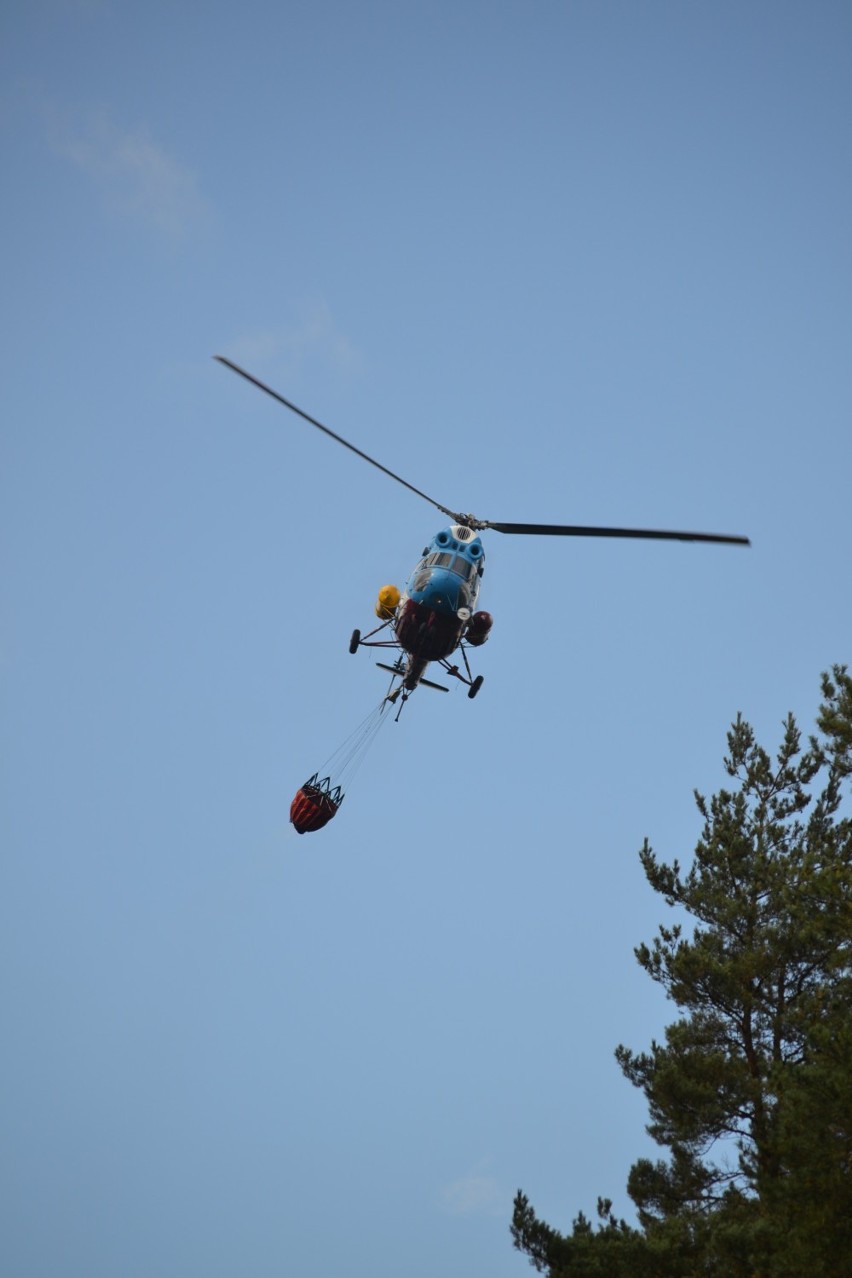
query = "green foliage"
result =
(511, 1192, 654, 1278)
(816, 664, 852, 777)
(512, 669, 852, 1278)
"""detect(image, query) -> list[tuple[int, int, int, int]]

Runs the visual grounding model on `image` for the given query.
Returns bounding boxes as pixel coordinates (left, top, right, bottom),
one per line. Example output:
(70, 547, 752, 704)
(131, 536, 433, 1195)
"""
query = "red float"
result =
(466, 610, 493, 646)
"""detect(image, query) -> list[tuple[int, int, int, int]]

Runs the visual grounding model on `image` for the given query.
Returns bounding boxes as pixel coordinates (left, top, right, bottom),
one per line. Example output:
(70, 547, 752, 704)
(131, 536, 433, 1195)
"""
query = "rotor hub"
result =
(452, 512, 489, 532)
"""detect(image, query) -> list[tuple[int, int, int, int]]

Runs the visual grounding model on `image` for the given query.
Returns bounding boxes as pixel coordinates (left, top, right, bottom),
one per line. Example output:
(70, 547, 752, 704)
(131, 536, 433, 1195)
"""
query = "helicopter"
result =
(214, 355, 750, 714)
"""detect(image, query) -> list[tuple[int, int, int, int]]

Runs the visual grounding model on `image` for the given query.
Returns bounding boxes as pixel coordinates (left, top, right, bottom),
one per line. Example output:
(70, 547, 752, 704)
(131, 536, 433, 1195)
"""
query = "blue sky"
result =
(2, 3, 850, 1276)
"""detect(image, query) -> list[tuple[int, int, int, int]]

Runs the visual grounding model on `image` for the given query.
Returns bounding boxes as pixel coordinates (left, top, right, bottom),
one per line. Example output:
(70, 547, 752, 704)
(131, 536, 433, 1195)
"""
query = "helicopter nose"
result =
(409, 567, 470, 613)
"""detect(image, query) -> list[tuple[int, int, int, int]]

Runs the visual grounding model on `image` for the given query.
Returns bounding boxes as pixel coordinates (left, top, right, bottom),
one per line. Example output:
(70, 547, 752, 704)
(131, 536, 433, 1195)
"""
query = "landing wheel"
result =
(349, 629, 361, 654)
(468, 674, 484, 699)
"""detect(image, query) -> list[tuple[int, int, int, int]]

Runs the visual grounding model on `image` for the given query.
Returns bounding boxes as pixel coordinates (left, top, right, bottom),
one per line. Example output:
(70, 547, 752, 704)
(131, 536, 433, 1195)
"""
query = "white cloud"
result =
(439, 1168, 505, 1218)
(56, 111, 209, 237)
(225, 301, 363, 380)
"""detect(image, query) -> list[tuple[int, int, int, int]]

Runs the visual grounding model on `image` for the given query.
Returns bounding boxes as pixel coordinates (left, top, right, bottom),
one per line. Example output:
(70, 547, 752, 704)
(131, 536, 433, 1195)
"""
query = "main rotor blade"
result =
(484, 521, 750, 546)
(214, 358, 751, 547)
(214, 356, 457, 520)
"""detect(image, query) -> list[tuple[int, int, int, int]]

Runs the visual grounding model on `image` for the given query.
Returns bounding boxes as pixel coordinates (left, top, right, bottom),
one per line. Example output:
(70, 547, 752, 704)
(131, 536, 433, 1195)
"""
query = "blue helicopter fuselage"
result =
(394, 524, 485, 661)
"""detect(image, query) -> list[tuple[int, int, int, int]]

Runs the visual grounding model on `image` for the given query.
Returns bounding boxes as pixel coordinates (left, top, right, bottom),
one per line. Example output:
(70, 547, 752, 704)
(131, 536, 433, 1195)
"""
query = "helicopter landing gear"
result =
(349, 629, 361, 654)
(436, 650, 484, 699)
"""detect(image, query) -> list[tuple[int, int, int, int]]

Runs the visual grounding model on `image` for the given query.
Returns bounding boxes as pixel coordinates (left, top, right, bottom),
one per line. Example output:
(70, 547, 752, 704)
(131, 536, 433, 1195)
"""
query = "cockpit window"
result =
(452, 555, 478, 579)
(421, 552, 481, 581)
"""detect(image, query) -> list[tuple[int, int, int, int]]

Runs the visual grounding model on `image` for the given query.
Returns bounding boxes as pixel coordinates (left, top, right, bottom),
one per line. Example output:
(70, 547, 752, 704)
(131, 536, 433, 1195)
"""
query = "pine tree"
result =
(512, 668, 852, 1277)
